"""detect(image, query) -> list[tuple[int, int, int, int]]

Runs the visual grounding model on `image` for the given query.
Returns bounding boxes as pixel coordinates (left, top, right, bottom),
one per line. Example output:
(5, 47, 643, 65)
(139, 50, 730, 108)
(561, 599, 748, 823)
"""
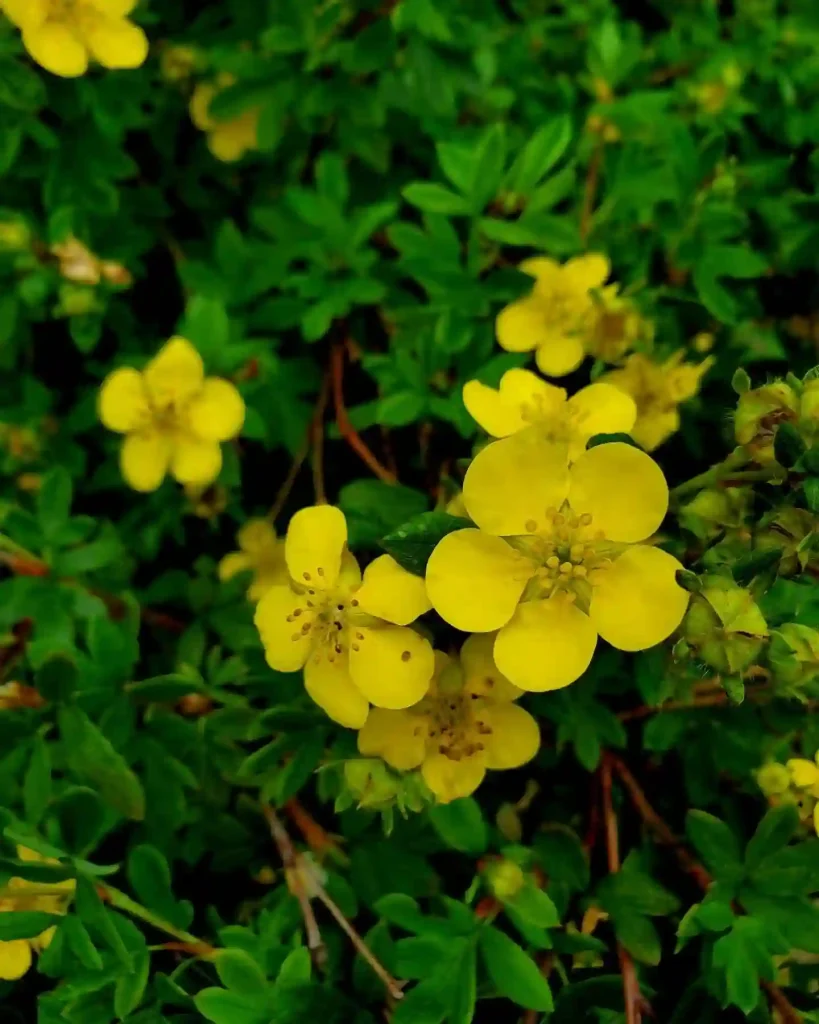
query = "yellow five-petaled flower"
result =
(98, 336, 245, 492)
(254, 505, 435, 729)
(463, 367, 636, 461)
(1, 0, 148, 78)
(357, 635, 540, 804)
(219, 519, 288, 601)
(190, 75, 260, 163)
(426, 433, 690, 692)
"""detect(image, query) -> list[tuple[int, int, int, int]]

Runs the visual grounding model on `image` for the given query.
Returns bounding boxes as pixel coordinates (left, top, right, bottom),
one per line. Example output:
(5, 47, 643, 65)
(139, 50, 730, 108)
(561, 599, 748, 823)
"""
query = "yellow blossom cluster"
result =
(190, 75, 260, 163)
(757, 754, 819, 836)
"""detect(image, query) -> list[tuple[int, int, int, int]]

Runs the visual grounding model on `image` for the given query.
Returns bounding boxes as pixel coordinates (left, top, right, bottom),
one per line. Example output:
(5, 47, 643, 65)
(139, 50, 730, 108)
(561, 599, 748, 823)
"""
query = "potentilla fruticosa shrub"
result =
(0, 1, 816, 1022)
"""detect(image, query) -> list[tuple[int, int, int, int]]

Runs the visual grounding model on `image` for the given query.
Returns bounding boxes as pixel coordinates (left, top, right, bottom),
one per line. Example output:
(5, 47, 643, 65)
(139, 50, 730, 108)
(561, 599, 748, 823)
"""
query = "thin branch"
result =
(601, 758, 645, 1024)
(617, 683, 777, 722)
(580, 142, 604, 242)
(268, 370, 331, 522)
(284, 799, 345, 860)
(331, 342, 396, 485)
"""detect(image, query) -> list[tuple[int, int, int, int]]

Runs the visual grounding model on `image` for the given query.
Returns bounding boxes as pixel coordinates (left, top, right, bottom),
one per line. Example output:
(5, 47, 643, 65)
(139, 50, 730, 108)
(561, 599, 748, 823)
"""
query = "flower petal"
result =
(534, 333, 585, 377)
(218, 551, 252, 582)
(787, 758, 819, 790)
(189, 83, 216, 130)
(143, 337, 204, 409)
(83, 15, 148, 70)
(484, 703, 540, 770)
(238, 519, 277, 555)
(463, 430, 570, 536)
(494, 598, 597, 691)
(170, 435, 222, 486)
(24, 22, 88, 76)
(187, 379, 245, 441)
(563, 253, 610, 292)
(426, 529, 530, 632)
(2, 0, 47, 28)
(590, 545, 689, 651)
(569, 442, 668, 543)
(254, 584, 313, 672)
(304, 655, 369, 729)
(460, 632, 522, 701)
(519, 256, 560, 282)
(348, 625, 434, 709)
(0, 940, 32, 980)
(632, 410, 680, 452)
(355, 554, 432, 626)
(422, 753, 485, 803)
(285, 505, 347, 590)
(495, 296, 544, 354)
(89, 0, 139, 15)
(357, 708, 427, 770)
(98, 367, 150, 433)
(462, 380, 526, 438)
(500, 367, 566, 413)
(567, 382, 637, 443)
(209, 118, 257, 162)
(120, 430, 171, 492)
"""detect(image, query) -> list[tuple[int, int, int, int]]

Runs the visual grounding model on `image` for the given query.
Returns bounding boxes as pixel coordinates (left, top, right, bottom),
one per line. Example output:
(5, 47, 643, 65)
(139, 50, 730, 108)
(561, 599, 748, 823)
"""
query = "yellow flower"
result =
(602, 350, 713, 451)
(756, 762, 792, 798)
(219, 519, 289, 601)
(357, 635, 540, 803)
(160, 43, 197, 83)
(462, 368, 636, 460)
(98, 336, 245, 492)
(426, 435, 688, 692)
(585, 286, 647, 364)
(496, 254, 610, 377)
(190, 75, 259, 163)
(2, 0, 148, 78)
(787, 754, 819, 798)
(0, 846, 75, 981)
(254, 505, 435, 729)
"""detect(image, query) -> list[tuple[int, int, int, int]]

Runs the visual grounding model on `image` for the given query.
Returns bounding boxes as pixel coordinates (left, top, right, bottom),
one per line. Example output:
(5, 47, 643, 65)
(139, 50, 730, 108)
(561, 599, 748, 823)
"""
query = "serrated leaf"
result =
(428, 799, 487, 855)
(507, 116, 572, 195)
(685, 811, 743, 880)
(479, 926, 553, 1011)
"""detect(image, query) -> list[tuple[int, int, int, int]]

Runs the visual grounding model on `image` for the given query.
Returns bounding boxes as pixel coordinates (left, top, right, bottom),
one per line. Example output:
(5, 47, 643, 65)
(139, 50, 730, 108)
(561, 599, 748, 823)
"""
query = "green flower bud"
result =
(484, 858, 526, 900)
(769, 623, 819, 688)
(734, 380, 799, 464)
(0, 219, 31, 251)
(680, 486, 750, 541)
(756, 508, 818, 576)
(343, 759, 403, 810)
(683, 576, 768, 673)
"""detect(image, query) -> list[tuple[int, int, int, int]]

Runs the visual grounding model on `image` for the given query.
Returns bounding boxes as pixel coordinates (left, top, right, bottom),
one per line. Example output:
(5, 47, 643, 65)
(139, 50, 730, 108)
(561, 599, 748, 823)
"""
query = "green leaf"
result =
(125, 674, 207, 701)
(428, 799, 487, 855)
(277, 946, 312, 986)
(127, 844, 192, 930)
(36, 467, 72, 542)
(479, 925, 553, 1011)
(804, 476, 819, 512)
(377, 391, 426, 427)
(23, 735, 52, 826)
(614, 912, 661, 965)
(745, 804, 799, 872)
(61, 915, 104, 971)
(0, 911, 61, 940)
(339, 479, 428, 548)
(34, 655, 78, 703)
(114, 948, 150, 1019)
(685, 811, 743, 880)
(216, 948, 269, 993)
(436, 142, 478, 196)
(180, 297, 230, 361)
(507, 116, 572, 195)
(381, 512, 472, 576)
(194, 988, 269, 1024)
(712, 918, 773, 1014)
(471, 123, 507, 209)
(58, 705, 145, 820)
(74, 875, 132, 966)
(448, 941, 477, 1024)
(504, 885, 560, 929)
(392, 979, 448, 1024)
(402, 183, 471, 216)
(774, 421, 806, 469)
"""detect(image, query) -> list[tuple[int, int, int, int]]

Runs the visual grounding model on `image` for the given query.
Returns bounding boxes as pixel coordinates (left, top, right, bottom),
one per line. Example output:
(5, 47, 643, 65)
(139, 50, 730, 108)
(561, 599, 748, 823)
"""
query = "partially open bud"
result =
(769, 624, 819, 689)
(756, 762, 792, 797)
(680, 486, 749, 541)
(734, 380, 799, 464)
(683, 576, 768, 673)
(484, 858, 526, 901)
(756, 508, 818, 576)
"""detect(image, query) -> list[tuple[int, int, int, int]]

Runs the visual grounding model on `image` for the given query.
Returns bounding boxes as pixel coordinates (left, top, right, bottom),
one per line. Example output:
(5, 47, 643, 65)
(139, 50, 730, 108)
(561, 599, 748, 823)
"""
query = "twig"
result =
(761, 980, 804, 1024)
(617, 684, 776, 722)
(601, 758, 645, 1024)
(261, 804, 328, 971)
(331, 342, 396, 485)
(284, 799, 345, 860)
(580, 142, 604, 242)
(100, 884, 215, 957)
(268, 371, 331, 521)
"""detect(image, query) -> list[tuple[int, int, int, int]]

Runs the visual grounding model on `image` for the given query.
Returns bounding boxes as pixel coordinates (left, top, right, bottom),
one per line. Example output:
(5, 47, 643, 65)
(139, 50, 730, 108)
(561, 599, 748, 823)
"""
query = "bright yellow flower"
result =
(219, 519, 288, 601)
(190, 76, 259, 163)
(426, 434, 688, 692)
(602, 350, 713, 451)
(462, 368, 636, 460)
(0, 846, 75, 981)
(495, 254, 610, 377)
(98, 336, 245, 492)
(787, 754, 819, 798)
(357, 636, 540, 803)
(1, 0, 148, 78)
(254, 506, 435, 729)
(756, 762, 792, 798)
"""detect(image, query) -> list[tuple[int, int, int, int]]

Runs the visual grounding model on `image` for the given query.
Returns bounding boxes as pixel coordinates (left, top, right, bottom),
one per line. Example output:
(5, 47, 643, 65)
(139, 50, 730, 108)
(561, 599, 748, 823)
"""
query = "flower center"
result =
(422, 689, 492, 762)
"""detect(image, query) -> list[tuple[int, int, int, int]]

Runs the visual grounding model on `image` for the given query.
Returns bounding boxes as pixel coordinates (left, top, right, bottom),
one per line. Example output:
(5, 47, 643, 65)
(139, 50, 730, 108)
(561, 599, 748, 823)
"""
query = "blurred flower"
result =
(603, 350, 713, 451)
(426, 436, 688, 691)
(757, 754, 819, 837)
(484, 857, 527, 899)
(254, 506, 434, 728)
(495, 254, 610, 377)
(160, 43, 198, 83)
(51, 238, 132, 288)
(190, 75, 259, 163)
(463, 368, 635, 460)
(219, 519, 288, 600)
(184, 482, 228, 520)
(98, 336, 245, 492)
(586, 287, 647, 363)
(1, 0, 148, 78)
(0, 219, 31, 251)
(358, 636, 539, 803)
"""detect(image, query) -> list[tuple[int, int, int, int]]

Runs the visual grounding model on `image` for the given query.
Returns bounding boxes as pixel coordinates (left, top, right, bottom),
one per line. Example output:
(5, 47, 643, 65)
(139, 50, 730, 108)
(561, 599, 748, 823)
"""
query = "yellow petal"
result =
(285, 505, 348, 591)
(189, 83, 216, 130)
(462, 380, 526, 438)
(590, 545, 689, 651)
(632, 410, 680, 452)
(170, 435, 222, 486)
(355, 554, 432, 626)
(563, 253, 610, 292)
(484, 703, 540, 769)
(519, 256, 560, 282)
(358, 708, 427, 770)
(98, 367, 150, 433)
(494, 598, 597, 691)
(463, 430, 570, 536)
(495, 296, 545, 354)
(459, 632, 522, 701)
(208, 118, 257, 162)
(186, 379, 245, 441)
(218, 551, 252, 582)
(0, 940, 31, 980)
(500, 367, 566, 413)
(464, 369, 566, 438)
(814, 803, 819, 838)
(247, 568, 288, 602)
(304, 654, 369, 728)
(144, 337, 204, 409)
(422, 753, 485, 803)
(82, 15, 148, 70)
(567, 383, 637, 444)
(120, 430, 171, 492)
(426, 529, 530, 632)
(24, 21, 88, 77)
(2, 0, 47, 28)
(348, 625, 434, 709)
(31, 926, 56, 952)
(238, 519, 277, 555)
(787, 759, 819, 790)
(89, 0, 138, 15)
(254, 584, 313, 672)
(534, 333, 586, 377)
(569, 442, 668, 543)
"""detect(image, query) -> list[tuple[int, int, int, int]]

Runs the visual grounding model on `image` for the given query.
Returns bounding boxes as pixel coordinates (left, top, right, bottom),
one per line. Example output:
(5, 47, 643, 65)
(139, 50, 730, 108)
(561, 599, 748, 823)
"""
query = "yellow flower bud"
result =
(0, 220, 31, 251)
(485, 859, 526, 900)
(756, 762, 792, 797)
(734, 380, 799, 464)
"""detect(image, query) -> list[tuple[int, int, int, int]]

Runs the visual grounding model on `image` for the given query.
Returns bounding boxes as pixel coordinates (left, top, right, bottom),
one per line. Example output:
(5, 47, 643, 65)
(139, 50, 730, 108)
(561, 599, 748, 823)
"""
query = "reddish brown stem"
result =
(580, 142, 604, 242)
(331, 342, 396, 485)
